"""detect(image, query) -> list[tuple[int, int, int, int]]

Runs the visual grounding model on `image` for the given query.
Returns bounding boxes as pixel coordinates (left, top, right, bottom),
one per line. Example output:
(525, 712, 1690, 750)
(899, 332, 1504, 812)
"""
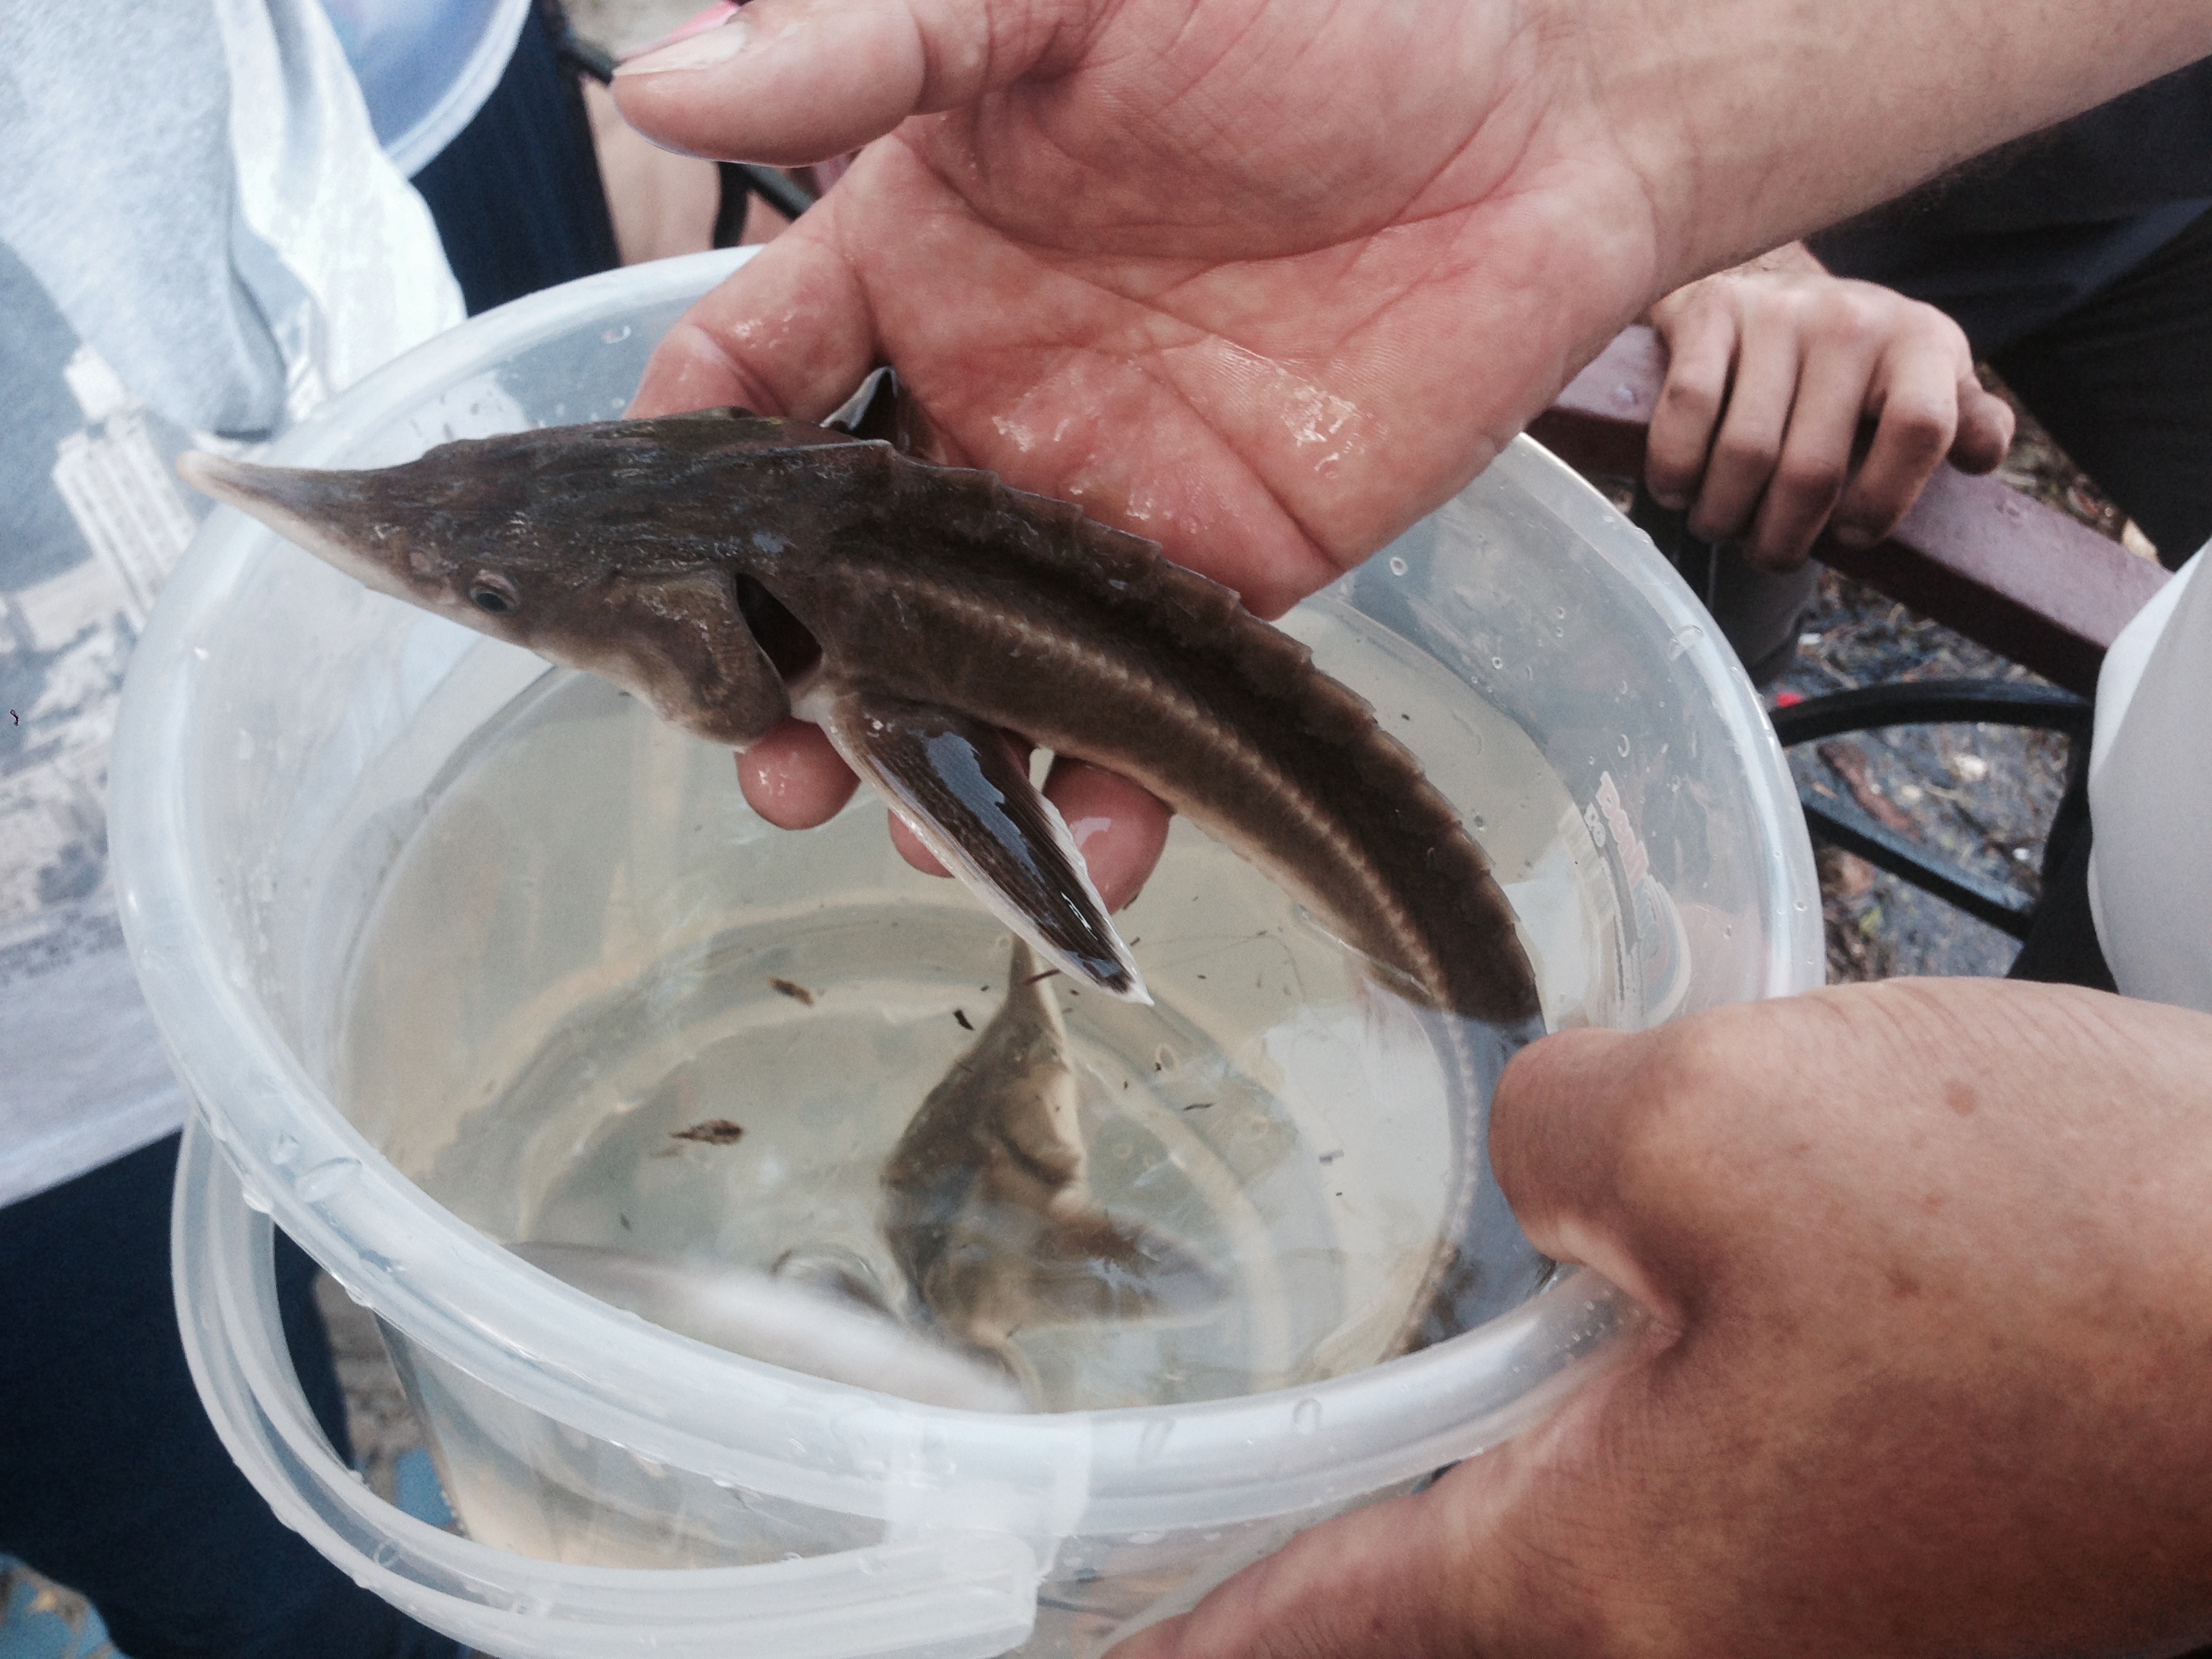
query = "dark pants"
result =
(410, 1, 621, 316)
(0, 1135, 461, 1659)
(1991, 205, 2212, 573)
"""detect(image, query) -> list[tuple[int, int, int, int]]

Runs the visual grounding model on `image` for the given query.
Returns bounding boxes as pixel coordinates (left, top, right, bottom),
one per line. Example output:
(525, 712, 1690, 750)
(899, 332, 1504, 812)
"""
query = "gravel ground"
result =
(1775, 569, 2068, 981)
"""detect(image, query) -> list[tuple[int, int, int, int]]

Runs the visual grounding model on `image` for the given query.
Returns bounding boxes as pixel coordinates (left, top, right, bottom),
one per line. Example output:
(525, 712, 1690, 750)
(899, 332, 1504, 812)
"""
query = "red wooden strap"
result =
(1530, 325, 2171, 698)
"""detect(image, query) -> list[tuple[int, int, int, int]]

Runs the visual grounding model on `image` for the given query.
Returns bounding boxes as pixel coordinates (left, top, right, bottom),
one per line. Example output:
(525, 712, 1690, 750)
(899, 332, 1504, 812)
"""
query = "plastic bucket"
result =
(113, 249, 1822, 1658)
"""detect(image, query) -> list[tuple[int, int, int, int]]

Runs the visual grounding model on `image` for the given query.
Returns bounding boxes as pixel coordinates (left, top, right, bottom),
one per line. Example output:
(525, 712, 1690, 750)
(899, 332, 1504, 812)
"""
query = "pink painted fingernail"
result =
(615, 15, 752, 76)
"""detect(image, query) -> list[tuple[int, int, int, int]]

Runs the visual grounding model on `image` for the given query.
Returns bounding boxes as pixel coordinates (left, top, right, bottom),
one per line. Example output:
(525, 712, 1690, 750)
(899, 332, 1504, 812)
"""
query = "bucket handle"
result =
(171, 1115, 1041, 1659)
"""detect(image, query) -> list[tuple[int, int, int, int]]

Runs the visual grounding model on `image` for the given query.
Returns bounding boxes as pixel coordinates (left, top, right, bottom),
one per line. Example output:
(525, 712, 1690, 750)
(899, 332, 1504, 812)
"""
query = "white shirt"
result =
(0, 0, 461, 1208)
(2089, 544, 2212, 1013)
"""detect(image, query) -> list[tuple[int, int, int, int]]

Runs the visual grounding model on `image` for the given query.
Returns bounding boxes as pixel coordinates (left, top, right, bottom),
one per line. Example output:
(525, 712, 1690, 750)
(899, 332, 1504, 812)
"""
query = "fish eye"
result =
(468, 574, 520, 615)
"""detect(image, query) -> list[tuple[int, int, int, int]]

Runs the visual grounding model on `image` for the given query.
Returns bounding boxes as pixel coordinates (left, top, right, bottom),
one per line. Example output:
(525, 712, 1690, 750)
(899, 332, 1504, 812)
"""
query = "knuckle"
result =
(1812, 288, 1885, 347)
(1713, 432, 1780, 476)
(1656, 377, 1720, 424)
(1776, 455, 1846, 501)
(1883, 400, 1954, 459)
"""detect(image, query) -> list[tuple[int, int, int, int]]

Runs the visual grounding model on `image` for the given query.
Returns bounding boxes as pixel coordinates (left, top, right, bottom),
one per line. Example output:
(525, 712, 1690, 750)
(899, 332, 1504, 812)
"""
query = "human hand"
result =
(611, 0, 1677, 884)
(608, 0, 2205, 895)
(1113, 979, 2212, 1659)
(1646, 251, 2015, 569)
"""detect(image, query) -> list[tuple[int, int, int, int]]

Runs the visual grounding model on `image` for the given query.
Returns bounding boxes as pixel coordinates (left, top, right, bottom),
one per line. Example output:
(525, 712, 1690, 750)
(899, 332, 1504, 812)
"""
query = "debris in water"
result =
(672, 1119, 747, 1146)
(769, 977, 816, 1006)
(953, 1008, 974, 1031)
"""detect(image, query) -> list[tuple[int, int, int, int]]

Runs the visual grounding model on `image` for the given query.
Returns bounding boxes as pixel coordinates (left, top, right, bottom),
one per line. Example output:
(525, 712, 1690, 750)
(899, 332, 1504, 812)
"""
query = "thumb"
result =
(1106, 1475, 1507, 1659)
(611, 0, 1088, 167)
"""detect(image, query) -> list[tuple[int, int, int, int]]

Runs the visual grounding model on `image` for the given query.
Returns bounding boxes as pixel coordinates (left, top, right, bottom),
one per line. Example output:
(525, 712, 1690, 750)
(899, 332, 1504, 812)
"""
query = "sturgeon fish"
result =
(884, 939, 1222, 1396)
(179, 373, 1543, 1349)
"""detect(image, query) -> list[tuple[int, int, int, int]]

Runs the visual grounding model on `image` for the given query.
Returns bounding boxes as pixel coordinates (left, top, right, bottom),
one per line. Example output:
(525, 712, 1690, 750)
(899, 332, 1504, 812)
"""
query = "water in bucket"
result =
(334, 598, 1603, 1435)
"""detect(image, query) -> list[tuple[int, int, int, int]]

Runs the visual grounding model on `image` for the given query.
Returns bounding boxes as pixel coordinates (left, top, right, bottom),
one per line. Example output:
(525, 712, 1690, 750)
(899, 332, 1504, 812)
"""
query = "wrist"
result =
(1557, 0, 2212, 293)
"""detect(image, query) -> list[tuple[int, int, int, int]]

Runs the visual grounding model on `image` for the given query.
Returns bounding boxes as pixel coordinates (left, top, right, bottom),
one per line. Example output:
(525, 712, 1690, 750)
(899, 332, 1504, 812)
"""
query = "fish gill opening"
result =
(735, 573, 821, 683)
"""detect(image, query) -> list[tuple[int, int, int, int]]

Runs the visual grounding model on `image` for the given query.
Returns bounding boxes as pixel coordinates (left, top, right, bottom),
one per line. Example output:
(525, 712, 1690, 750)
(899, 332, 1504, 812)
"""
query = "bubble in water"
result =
(1665, 624, 1706, 661)
(1387, 556, 1408, 577)
(1138, 1418, 1174, 1462)
(600, 324, 632, 345)
(239, 1180, 273, 1214)
(1794, 899, 1809, 912)
(295, 1157, 362, 1202)
(1292, 1397, 1322, 1435)
(1152, 1044, 1177, 1073)
(1722, 924, 1735, 939)
(1471, 814, 1487, 831)
(1490, 656, 1504, 671)
(267, 1133, 299, 1166)
(1616, 735, 1631, 758)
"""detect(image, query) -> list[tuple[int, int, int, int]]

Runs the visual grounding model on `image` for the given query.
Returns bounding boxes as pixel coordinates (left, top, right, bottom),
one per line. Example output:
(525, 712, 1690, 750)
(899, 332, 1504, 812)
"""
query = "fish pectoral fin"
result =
(816, 688, 1149, 1002)
(1025, 1206, 1228, 1324)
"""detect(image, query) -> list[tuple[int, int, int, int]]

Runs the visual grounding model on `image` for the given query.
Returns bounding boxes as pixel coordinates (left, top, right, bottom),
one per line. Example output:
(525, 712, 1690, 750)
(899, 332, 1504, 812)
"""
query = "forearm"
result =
(1580, 0, 2212, 293)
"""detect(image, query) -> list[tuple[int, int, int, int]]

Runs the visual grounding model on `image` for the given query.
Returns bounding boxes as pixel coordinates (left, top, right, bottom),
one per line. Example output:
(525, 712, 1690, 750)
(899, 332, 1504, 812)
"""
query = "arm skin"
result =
(610, 0, 2206, 894)
(1113, 979, 2212, 1659)
(1645, 243, 2015, 569)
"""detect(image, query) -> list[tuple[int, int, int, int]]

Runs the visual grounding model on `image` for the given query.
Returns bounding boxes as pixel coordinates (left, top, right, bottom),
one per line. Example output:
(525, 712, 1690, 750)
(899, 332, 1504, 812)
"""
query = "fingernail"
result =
(615, 16, 752, 77)
(1650, 488, 1688, 512)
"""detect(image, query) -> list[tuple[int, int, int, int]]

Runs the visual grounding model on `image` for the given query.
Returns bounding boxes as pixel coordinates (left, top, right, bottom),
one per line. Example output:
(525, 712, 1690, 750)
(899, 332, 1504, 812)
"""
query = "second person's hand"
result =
(1645, 247, 2015, 569)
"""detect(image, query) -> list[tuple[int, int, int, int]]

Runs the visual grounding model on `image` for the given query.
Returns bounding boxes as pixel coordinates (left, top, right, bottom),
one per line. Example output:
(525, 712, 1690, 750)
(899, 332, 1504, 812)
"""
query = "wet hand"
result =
(1646, 253, 2014, 569)
(1111, 980, 2212, 1658)
(613, 0, 1671, 894)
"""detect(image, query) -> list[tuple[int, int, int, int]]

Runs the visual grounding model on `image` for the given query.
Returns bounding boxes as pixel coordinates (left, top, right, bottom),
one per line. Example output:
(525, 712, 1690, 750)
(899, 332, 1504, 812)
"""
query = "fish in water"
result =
(178, 371, 1544, 1351)
(882, 939, 1222, 1397)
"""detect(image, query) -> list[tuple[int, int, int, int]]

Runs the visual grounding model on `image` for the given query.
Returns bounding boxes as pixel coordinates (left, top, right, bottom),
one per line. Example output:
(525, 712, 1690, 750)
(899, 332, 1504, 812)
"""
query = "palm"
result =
(623, 0, 1659, 613)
